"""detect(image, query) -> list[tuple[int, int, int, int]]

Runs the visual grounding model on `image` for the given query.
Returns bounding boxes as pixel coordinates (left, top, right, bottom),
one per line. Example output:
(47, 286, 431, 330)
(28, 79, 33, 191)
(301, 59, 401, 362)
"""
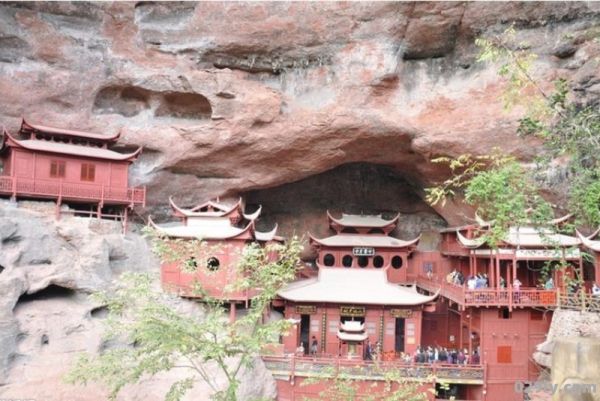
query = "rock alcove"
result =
(243, 162, 446, 253)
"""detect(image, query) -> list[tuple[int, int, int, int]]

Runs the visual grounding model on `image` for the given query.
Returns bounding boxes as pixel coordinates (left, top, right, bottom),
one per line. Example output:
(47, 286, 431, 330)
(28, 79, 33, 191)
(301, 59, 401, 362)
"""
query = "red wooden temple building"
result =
(0, 119, 145, 225)
(261, 212, 588, 401)
(412, 219, 582, 401)
(151, 197, 281, 320)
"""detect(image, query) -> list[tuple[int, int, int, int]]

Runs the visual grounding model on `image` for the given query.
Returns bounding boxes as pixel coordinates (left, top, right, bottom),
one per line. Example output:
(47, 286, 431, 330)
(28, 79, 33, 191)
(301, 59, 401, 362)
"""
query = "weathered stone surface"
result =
(0, 2, 598, 230)
(533, 309, 600, 369)
(552, 337, 600, 401)
(0, 200, 275, 400)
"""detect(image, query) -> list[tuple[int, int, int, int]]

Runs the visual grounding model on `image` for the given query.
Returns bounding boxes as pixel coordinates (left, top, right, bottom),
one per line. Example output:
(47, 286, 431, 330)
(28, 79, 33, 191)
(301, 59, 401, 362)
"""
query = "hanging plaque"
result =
(340, 306, 366, 317)
(295, 305, 317, 314)
(390, 309, 413, 318)
(353, 247, 375, 256)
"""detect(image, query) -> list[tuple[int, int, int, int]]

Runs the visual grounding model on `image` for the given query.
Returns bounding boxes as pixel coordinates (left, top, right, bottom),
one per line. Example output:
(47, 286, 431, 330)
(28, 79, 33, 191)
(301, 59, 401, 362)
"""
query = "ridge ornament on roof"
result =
(152, 197, 280, 242)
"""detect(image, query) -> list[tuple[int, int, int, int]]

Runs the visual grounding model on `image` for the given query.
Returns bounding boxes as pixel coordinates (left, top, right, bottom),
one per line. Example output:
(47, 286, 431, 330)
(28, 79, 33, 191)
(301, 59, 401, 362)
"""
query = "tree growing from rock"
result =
(429, 25, 600, 227)
(426, 26, 600, 286)
(66, 231, 302, 401)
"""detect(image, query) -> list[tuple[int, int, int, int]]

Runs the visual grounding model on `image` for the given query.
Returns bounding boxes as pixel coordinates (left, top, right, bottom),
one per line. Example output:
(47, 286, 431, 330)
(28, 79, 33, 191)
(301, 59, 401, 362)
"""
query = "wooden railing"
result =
(557, 291, 600, 313)
(0, 176, 145, 206)
(416, 275, 558, 309)
(262, 355, 485, 385)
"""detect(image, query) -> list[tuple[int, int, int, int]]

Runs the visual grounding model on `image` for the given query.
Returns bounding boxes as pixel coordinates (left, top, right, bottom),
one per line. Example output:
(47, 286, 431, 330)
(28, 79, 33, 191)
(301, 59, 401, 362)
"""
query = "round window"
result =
(342, 255, 353, 268)
(207, 257, 220, 271)
(391, 256, 403, 269)
(358, 256, 368, 268)
(373, 255, 384, 268)
(323, 254, 335, 267)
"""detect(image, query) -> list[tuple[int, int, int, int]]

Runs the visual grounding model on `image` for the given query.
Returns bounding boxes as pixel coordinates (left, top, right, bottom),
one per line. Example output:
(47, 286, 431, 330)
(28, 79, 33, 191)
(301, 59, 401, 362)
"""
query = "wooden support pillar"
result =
(229, 302, 236, 323)
(97, 203, 102, 220)
(321, 311, 327, 354)
(469, 255, 474, 277)
(512, 258, 517, 285)
(55, 199, 62, 220)
(459, 312, 463, 349)
(496, 257, 501, 289)
(123, 207, 129, 233)
(468, 310, 473, 357)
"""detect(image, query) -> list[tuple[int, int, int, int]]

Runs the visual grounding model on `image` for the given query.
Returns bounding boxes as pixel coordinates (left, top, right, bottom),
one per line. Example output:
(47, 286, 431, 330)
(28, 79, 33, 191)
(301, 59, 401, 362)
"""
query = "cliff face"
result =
(0, 200, 276, 401)
(0, 2, 599, 230)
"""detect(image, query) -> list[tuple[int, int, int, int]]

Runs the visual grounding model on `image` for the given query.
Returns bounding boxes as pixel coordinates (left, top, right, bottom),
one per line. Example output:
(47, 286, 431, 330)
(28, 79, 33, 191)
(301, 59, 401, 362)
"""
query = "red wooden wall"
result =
(161, 240, 256, 301)
(6, 148, 130, 188)
(479, 308, 552, 401)
(282, 304, 423, 357)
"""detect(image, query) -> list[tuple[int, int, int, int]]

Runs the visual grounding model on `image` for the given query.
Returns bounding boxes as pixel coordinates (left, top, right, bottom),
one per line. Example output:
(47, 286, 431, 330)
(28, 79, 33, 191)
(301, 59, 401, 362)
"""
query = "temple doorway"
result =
(395, 318, 405, 353)
(299, 314, 310, 354)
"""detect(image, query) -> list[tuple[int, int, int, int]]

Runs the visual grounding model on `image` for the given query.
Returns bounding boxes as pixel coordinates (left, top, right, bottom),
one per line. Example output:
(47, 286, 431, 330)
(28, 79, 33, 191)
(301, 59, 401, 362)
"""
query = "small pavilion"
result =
(0, 119, 145, 225)
(278, 211, 436, 358)
(309, 211, 420, 283)
(454, 220, 582, 290)
(150, 197, 280, 320)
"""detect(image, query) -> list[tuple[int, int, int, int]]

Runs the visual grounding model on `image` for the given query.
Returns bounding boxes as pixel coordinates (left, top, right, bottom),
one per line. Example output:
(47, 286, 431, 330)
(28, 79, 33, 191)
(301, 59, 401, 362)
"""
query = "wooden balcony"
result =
(416, 275, 558, 310)
(262, 355, 485, 385)
(0, 176, 145, 206)
(558, 292, 600, 313)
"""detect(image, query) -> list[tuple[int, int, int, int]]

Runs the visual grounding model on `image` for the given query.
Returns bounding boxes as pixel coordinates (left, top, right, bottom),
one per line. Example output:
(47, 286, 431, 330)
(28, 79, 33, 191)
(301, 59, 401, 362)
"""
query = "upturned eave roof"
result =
(277, 268, 438, 306)
(309, 232, 420, 248)
(3, 129, 141, 161)
(327, 211, 400, 229)
(21, 118, 121, 142)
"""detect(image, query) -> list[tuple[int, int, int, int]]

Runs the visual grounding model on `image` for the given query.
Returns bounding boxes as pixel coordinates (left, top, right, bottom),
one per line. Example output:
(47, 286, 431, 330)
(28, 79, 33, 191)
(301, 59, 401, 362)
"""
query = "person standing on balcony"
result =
(310, 336, 318, 356)
(592, 283, 600, 297)
(471, 350, 480, 365)
(457, 349, 466, 365)
(374, 341, 382, 361)
(544, 277, 554, 290)
(364, 338, 373, 360)
(500, 276, 506, 288)
(456, 271, 464, 285)
(439, 347, 448, 363)
(513, 278, 522, 291)
(446, 270, 456, 284)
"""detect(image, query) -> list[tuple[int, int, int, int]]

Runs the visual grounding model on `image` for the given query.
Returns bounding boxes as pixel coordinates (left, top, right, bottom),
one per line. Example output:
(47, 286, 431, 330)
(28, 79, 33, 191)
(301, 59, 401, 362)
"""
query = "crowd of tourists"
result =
(444, 269, 583, 292)
(398, 346, 481, 365)
(361, 339, 480, 365)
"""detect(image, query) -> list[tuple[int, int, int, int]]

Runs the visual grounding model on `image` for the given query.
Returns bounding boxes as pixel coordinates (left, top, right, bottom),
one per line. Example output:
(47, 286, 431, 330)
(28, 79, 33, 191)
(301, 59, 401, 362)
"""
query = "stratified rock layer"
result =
(1, 2, 599, 230)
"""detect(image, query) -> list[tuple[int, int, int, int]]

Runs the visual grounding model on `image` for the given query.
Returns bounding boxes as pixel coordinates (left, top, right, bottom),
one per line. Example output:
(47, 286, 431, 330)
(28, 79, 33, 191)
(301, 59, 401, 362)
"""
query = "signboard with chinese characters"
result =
(295, 305, 317, 314)
(353, 247, 375, 256)
(340, 306, 366, 317)
(390, 309, 413, 318)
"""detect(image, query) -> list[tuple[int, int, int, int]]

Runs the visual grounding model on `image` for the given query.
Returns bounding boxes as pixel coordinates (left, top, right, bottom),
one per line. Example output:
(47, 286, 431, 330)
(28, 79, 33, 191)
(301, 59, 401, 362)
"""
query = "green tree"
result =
(299, 366, 430, 401)
(476, 26, 600, 228)
(66, 231, 303, 401)
(425, 151, 553, 247)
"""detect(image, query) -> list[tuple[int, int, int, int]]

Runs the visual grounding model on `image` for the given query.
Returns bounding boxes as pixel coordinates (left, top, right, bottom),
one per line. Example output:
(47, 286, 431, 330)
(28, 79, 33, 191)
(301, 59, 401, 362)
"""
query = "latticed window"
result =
(80, 163, 95, 182)
(50, 160, 66, 178)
